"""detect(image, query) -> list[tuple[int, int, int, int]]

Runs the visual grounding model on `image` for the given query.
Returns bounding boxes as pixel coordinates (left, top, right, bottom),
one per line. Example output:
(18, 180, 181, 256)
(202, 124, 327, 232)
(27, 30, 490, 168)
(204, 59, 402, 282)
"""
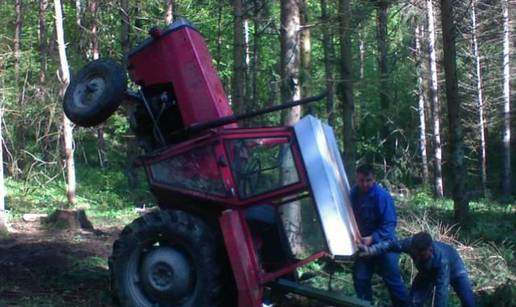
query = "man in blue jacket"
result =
(350, 164, 408, 306)
(359, 231, 476, 307)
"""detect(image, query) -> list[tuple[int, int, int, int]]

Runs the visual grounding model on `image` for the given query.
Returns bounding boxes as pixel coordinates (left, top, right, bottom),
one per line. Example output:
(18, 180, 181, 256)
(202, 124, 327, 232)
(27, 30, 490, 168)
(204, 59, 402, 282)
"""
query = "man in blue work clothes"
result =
(350, 164, 408, 306)
(358, 231, 476, 307)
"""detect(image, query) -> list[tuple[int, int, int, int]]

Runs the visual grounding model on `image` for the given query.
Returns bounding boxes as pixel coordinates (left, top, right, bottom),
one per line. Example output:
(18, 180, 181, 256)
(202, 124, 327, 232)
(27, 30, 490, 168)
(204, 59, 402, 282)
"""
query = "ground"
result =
(0, 219, 118, 307)
(0, 218, 332, 307)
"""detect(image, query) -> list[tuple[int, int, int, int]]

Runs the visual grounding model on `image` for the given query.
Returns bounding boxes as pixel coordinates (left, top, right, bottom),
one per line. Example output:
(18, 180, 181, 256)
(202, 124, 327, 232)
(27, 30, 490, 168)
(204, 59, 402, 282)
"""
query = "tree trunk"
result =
(165, 0, 174, 24)
(54, 0, 77, 206)
(89, 0, 107, 168)
(14, 0, 22, 84)
(216, 2, 223, 72)
(120, 0, 130, 65)
(415, 24, 430, 185)
(321, 0, 335, 126)
(471, 0, 487, 196)
(299, 0, 312, 103)
(232, 0, 246, 114)
(359, 25, 365, 80)
(501, 0, 512, 196)
(39, 0, 48, 83)
(0, 99, 5, 232)
(120, 0, 138, 188)
(440, 0, 468, 222)
(280, 0, 302, 255)
(376, 1, 390, 158)
(338, 0, 355, 178)
(281, 0, 301, 126)
(426, 0, 444, 198)
(0, 81, 6, 215)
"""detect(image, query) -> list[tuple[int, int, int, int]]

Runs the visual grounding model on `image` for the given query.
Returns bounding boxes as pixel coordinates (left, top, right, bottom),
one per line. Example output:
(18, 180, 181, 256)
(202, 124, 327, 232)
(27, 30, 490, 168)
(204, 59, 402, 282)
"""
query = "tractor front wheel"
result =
(63, 58, 127, 127)
(109, 210, 225, 307)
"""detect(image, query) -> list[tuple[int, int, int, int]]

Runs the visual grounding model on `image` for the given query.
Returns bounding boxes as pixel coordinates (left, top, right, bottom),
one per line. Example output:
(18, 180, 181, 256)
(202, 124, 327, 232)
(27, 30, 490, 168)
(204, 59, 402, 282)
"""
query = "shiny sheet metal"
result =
(294, 116, 361, 257)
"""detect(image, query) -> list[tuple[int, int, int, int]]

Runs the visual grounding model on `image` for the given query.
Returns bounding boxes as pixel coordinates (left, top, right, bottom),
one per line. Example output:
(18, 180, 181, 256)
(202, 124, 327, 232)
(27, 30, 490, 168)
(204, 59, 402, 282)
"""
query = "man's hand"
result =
(361, 236, 373, 246)
(358, 243, 372, 257)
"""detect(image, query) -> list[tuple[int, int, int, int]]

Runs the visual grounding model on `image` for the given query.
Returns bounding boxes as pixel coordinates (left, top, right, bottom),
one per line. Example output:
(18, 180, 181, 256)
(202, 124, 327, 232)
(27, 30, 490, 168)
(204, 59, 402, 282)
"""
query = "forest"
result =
(0, 0, 514, 306)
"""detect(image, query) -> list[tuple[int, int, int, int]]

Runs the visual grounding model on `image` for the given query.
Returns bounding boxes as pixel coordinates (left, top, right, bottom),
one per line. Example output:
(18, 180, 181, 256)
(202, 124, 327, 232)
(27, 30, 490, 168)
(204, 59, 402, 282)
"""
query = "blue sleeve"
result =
(371, 192, 397, 243)
(434, 260, 451, 307)
(368, 238, 412, 255)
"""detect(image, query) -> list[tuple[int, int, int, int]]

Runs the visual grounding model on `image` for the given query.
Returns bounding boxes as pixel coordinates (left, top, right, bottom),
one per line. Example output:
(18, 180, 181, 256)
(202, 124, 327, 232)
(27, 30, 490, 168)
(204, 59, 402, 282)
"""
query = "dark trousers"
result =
(353, 252, 409, 306)
(410, 273, 475, 307)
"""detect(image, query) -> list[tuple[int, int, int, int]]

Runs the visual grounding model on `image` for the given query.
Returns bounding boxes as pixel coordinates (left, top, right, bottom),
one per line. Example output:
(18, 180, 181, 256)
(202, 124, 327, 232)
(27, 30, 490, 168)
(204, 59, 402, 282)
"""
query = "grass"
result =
(299, 191, 516, 306)
(2, 161, 515, 306)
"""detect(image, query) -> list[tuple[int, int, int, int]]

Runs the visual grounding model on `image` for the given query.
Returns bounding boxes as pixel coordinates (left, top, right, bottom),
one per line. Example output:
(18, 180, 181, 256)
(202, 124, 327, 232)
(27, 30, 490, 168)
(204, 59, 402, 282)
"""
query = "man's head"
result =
(410, 231, 433, 262)
(355, 164, 375, 193)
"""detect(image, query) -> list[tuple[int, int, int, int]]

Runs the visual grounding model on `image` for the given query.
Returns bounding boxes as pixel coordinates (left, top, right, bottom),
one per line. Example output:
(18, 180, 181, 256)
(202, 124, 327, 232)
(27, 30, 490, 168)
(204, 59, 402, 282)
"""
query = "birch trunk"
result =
(0, 80, 6, 229)
(426, 0, 444, 198)
(165, 0, 174, 24)
(14, 0, 22, 84)
(501, 0, 512, 196)
(338, 0, 355, 179)
(415, 24, 429, 185)
(54, 0, 77, 206)
(471, 0, 487, 196)
(300, 0, 311, 101)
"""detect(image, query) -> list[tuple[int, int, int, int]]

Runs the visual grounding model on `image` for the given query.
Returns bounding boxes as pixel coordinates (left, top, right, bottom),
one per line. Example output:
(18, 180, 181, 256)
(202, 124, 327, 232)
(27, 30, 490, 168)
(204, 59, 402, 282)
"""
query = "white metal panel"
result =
(294, 116, 361, 257)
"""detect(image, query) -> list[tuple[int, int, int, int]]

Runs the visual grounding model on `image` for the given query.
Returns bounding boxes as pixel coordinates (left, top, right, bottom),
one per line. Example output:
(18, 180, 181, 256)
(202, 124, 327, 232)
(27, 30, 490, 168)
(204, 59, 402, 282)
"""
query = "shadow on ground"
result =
(0, 223, 119, 307)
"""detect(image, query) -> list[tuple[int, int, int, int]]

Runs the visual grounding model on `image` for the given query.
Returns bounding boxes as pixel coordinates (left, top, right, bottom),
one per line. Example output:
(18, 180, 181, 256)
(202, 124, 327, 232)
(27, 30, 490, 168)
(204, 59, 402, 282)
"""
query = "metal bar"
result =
(271, 278, 372, 307)
(187, 91, 328, 133)
(259, 250, 327, 284)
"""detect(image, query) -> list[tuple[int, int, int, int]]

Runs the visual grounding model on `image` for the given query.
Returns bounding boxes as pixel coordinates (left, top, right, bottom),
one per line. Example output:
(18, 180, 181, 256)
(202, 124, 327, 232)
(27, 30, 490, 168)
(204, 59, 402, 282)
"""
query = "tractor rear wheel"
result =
(63, 58, 127, 127)
(109, 210, 226, 307)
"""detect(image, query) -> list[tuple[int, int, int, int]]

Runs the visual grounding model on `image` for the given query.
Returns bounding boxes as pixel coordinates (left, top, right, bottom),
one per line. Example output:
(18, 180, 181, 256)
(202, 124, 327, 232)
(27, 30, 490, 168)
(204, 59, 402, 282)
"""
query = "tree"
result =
(299, 0, 312, 101)
(376, 1, 391, 157)
(0, 79, 7, 232)
(232, 0, 246, 114)
(321, 0, 335, 126)
(415, 23, 430, 185)
(440, 0, 468, 222)
(54, 0, 77, 206)
(338, 0, 355, 177)
(280, 0, 301, 126)
(501, 0, 511, 196)
(165, 0, 175, 24)
(39, 0, 48, 83)
(14, 0, 22, 84)
(471, 0, 487, 196)
(426, 0, 443, 198)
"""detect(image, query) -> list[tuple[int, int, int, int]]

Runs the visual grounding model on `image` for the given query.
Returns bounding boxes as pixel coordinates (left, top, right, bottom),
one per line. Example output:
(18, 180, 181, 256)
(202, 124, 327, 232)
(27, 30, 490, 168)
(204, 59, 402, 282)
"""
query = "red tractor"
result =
(64, 19, 368, 307)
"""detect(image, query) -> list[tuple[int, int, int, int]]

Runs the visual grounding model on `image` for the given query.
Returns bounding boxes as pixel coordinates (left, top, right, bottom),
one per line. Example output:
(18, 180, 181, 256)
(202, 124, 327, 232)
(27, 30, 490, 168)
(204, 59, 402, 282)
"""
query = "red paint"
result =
(128, 24, 235, 129)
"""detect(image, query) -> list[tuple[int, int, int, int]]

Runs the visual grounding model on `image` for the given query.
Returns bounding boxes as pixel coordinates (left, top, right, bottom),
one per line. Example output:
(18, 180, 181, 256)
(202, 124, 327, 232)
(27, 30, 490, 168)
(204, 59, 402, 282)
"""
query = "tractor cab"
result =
(63, 18, 368, 307)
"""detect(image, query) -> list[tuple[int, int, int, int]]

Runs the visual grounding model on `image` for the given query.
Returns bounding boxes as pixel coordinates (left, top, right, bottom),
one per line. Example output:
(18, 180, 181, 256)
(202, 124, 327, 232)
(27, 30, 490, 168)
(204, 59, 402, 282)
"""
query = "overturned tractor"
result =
(64, 19, 367, 307)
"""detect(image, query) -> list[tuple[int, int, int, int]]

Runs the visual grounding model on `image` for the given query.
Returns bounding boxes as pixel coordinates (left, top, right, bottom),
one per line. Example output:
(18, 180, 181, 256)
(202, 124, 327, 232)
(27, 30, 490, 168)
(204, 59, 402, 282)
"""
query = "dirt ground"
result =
(0, 219, 336, 307)
(0, 219, 119, 307)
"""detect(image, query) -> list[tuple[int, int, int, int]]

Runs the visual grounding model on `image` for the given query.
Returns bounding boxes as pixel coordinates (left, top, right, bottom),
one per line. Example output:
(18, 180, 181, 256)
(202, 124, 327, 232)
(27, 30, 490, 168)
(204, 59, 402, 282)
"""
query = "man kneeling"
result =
(359, 231, 475, 307)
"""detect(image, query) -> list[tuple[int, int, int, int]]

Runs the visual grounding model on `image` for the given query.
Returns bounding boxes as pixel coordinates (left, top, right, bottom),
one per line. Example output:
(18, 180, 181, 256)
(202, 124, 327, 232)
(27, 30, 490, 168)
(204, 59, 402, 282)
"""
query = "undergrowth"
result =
(301, 191, 515, 306)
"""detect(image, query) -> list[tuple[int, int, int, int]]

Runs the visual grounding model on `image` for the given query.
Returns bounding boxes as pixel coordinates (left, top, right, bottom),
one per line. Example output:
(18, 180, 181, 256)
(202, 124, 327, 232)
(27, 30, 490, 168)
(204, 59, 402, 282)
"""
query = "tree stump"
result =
(47, 209, 94, 231)
(0, 211, 8, 235)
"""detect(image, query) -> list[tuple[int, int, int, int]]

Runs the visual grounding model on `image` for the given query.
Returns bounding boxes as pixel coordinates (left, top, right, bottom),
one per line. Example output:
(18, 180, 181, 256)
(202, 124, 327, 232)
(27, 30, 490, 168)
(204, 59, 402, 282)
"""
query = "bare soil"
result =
(0, 219, 333, 307)
(0, 219, 119, 307)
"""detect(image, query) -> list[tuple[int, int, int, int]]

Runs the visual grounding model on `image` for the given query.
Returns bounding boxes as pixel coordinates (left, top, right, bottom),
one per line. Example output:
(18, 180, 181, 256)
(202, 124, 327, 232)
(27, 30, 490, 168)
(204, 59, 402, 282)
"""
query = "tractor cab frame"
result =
(64, 18, 368, 307)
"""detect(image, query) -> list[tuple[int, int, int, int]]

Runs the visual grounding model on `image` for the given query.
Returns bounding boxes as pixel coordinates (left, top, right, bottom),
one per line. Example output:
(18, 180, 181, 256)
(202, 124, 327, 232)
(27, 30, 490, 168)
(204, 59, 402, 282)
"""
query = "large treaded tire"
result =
(109, 210, 225, 307)
(63, 58, 127, 127)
